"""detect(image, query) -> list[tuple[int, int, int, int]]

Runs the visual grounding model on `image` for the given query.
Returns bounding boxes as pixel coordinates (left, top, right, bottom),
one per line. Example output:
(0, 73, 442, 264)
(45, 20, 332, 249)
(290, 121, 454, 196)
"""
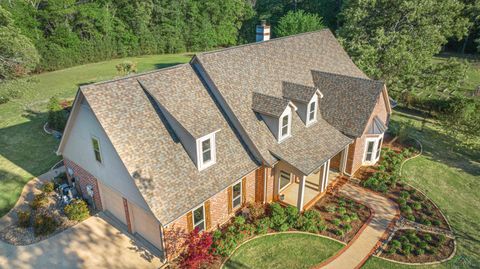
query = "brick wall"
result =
(163, 168, 258, 260)
(265, 167, 275, 202)
(347, 89, 390, 175)
(64, 158, 103, 210)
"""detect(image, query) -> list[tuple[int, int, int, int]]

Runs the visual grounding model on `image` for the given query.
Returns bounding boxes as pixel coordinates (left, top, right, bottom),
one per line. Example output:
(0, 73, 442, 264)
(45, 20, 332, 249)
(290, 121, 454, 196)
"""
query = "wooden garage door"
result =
(99, 183, 126, 225)
(130, 203, 163, 250)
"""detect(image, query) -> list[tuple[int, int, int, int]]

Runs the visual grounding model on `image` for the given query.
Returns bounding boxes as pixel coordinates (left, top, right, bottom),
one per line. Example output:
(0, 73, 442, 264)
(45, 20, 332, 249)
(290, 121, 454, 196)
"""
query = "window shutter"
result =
(186, 211, 193, 232)
(227, 186, 233, 214)
(205, 200, 211, 230)
(242, 177, 247, 204)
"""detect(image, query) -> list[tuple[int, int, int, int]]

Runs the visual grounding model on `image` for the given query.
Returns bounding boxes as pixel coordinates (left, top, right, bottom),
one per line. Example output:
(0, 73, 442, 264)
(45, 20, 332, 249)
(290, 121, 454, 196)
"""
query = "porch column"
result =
(340, 146, 349, 175)
(297, 175, 306, 210)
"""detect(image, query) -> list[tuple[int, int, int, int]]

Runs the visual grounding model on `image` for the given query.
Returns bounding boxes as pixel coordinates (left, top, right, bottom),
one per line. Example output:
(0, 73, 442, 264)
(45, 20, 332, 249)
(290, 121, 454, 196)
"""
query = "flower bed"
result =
(380, 229, 454, 263)
(354, 145, 449, 229)
(0, 177, 91, 245)
(312, 194, 370, 242)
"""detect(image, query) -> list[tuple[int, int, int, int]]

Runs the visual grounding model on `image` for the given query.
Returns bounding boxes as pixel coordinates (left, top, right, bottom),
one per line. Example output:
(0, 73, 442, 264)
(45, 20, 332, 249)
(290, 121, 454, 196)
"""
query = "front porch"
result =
(274, 145, 349, 211)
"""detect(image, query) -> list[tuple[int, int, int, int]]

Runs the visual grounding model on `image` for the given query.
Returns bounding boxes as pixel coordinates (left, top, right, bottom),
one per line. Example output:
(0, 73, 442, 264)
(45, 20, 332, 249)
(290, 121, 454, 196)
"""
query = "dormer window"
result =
(197, 133, 216, 170)
(279, 111, 291, 141)
(306, 98, 317, 125)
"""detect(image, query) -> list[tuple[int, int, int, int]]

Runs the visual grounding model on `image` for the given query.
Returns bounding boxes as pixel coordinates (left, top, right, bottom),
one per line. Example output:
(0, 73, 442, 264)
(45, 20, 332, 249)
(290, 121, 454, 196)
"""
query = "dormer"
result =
(282, 82, 323, 127)
(252, 92, 297, 143)
(137, 78, 220, 171)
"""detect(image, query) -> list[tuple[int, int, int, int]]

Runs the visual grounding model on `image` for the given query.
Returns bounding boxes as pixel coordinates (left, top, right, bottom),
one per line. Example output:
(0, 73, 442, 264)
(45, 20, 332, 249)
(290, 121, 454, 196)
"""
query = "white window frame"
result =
(192, 204, 205, 231)
(363, 134, 384, 165)
(278, 109, 291, 142)
(232, 181, 242, 209)
(306, 97, 318, 126)
(196, 132, 216, 171)
(278, 170, 292, 192)
(91, 136, 102, 164)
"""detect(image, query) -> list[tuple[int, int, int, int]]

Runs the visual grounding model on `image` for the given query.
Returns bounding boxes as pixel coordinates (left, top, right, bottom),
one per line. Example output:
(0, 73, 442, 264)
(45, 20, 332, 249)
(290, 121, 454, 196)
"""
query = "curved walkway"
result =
(316, 183, 399, 269)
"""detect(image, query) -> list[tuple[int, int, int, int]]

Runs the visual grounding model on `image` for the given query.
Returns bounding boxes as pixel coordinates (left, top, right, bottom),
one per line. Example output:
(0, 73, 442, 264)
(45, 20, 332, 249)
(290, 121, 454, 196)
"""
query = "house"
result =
(57, 25, 391, 261)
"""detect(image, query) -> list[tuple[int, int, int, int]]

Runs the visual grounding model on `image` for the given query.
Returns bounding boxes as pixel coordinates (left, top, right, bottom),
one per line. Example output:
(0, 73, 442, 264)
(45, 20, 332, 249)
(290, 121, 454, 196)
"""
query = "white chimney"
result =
(256, 20, 270, 42)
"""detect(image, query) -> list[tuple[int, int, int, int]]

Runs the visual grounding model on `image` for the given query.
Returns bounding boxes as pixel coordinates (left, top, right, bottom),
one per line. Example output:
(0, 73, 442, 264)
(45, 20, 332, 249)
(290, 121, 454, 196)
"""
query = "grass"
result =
(0, 53, 192, 217)
(363, 109, 480, 269)
(223, 233, 343, 269)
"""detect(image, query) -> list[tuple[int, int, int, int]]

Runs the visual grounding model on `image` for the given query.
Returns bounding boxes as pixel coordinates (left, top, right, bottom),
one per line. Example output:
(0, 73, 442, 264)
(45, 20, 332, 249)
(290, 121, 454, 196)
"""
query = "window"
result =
(193, 205, 205, 231)
(91, 137, 102, 163)
(279, 171, 291, 191)
(279, 113, 291, 141)
(365, 141, 375, 162)
(364, 135, 383, 164)
(307, 99, 317, 124)
(197, 133, 216, 170)
(232, 182, 242, 208)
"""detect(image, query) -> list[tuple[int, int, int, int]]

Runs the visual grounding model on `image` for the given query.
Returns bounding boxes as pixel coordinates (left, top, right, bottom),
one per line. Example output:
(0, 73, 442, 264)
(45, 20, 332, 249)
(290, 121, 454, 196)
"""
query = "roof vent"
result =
(256, 20, 270, 42)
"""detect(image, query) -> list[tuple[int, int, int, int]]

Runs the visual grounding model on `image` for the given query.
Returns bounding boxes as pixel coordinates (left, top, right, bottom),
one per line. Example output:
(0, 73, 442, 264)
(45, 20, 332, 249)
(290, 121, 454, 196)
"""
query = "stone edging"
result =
(398, 138, 423, 176)
(220, 231, 347, 269)
(43, 122, 53, 135)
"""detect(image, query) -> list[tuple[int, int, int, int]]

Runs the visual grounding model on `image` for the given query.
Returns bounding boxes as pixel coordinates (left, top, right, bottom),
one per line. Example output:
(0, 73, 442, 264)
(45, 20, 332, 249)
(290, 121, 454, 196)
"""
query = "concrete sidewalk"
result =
(318, 183, 399, 269)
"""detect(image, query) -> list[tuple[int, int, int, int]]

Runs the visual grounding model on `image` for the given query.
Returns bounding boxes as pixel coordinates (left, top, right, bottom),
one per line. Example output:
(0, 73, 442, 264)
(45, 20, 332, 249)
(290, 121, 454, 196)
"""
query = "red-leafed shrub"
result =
(180, 228, 215, 269)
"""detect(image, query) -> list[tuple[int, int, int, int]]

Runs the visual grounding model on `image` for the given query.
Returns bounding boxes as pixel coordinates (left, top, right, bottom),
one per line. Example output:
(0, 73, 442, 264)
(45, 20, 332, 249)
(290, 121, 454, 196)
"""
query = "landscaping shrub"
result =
(407, 234, 421, 244)
(342, 224, 352, 232)
(325, 205, 336, 213)
(402, 243, 413, 256)
(400, 205, 413, 214)
(47, 97, 68, 131)
(334, 229, 344, 236)
(336, 206, 347, 215)
(278, 223, 289, 232)
(64, 199, 90, 221)
(255, 217, 270, 235)
(399, 235, 410, 244)
(406, 214, 415, 221)
(213, 232, 237, 257)
(31, 193, 48, 210)
(421, 218, 432, 226)
(423, 234, 433, 242)
(400, 191, 410, 200)
(341, 215, 351, 223)
(338, 198, 347, 207)
(247, 203, 265, 221)
(432, 219, 441, 226)
(33, 212, 59, 236)
(438, 234, 446, 244)
(386, 247, 396, 255)
(234, 216, 246, 226)
(331, 218, 341, 226)
(397, 198, 407, 206)
(41, 181, 55, 193)
(408, 188, 417, 195)
(349, 213, 359, 221)
(180, 228, 215, 269)
(411, 201, 422, 210)
(419, 241, 428, 249)
(284, 205, 299, 227)
(415, 248, 425, 256)
(269, 203, 287, 231)
(17, 210, 31, 228)
(391, 240, 402, 250)
(296, 210, 323, 233)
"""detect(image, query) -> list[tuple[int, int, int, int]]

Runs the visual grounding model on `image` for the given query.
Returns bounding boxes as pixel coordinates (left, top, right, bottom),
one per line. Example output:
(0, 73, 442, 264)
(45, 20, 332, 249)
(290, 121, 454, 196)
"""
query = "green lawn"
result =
(223, 233, 343, 269)
(363, 110, 480, 269)
(0, 54, 191, 216)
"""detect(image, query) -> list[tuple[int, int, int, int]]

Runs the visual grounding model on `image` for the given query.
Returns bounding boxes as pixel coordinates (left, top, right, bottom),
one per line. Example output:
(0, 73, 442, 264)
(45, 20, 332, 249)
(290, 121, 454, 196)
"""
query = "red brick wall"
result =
(347, 89, 390, 175)
(265, 167, 275, 202)
(163, 168, 258, 260)
(64, 158, 103, 210)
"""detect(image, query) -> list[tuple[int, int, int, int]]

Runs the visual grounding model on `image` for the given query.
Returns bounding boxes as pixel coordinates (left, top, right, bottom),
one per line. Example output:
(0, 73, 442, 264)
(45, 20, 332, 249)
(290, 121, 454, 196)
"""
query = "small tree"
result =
(180, 228, 215, 269)
(116, 61, 137, 75)
(275, 10, 325, 37)
(47, 97, 67, 131)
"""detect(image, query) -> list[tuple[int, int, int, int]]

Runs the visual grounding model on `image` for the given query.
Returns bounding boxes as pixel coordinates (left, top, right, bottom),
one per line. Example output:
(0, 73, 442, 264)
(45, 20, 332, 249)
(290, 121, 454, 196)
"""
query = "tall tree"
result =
(337, 0, 470, 98)
(275, 10, 324, 37)
(0, 6, 39, 81)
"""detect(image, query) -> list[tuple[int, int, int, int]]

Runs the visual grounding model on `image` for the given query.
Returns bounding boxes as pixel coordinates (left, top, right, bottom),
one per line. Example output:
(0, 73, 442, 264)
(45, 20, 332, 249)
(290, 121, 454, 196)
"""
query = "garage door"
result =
(99, 183, 126, 225)
(130, 202, 163, 250)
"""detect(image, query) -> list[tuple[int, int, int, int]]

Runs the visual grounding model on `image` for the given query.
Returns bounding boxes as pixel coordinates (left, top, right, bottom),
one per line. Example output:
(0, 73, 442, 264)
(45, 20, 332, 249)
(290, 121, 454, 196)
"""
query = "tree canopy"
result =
(275, 10, 325, 37)
(0, 6, 39, 81)
(337, 0, 470, 98)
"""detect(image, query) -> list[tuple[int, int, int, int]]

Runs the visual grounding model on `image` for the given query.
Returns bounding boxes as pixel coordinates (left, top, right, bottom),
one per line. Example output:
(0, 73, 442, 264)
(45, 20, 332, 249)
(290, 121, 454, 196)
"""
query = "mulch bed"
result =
(380, 229, 454, 263)
(312, 193, 371, 243)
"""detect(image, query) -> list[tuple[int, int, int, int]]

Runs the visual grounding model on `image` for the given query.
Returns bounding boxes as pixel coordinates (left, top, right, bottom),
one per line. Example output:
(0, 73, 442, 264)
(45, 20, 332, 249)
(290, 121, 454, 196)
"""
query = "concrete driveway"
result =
(0, 214, 164, 269)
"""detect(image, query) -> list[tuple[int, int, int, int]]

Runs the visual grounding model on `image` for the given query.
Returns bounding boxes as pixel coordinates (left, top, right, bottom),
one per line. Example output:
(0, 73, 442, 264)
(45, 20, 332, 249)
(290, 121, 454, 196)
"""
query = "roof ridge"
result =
(80, 63, 191, 90)
(195, 29, 331, 57)
(311, 69, 384, 85)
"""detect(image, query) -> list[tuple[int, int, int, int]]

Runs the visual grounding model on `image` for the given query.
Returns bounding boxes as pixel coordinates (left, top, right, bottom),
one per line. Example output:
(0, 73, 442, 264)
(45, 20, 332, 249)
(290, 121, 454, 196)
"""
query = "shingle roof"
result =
(80, 64, 257, 225)
(282, 81, 320, 103)
(312, 70, 385, 137)
(252, 92, 290, 117)
(195, 29, 363, 167)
